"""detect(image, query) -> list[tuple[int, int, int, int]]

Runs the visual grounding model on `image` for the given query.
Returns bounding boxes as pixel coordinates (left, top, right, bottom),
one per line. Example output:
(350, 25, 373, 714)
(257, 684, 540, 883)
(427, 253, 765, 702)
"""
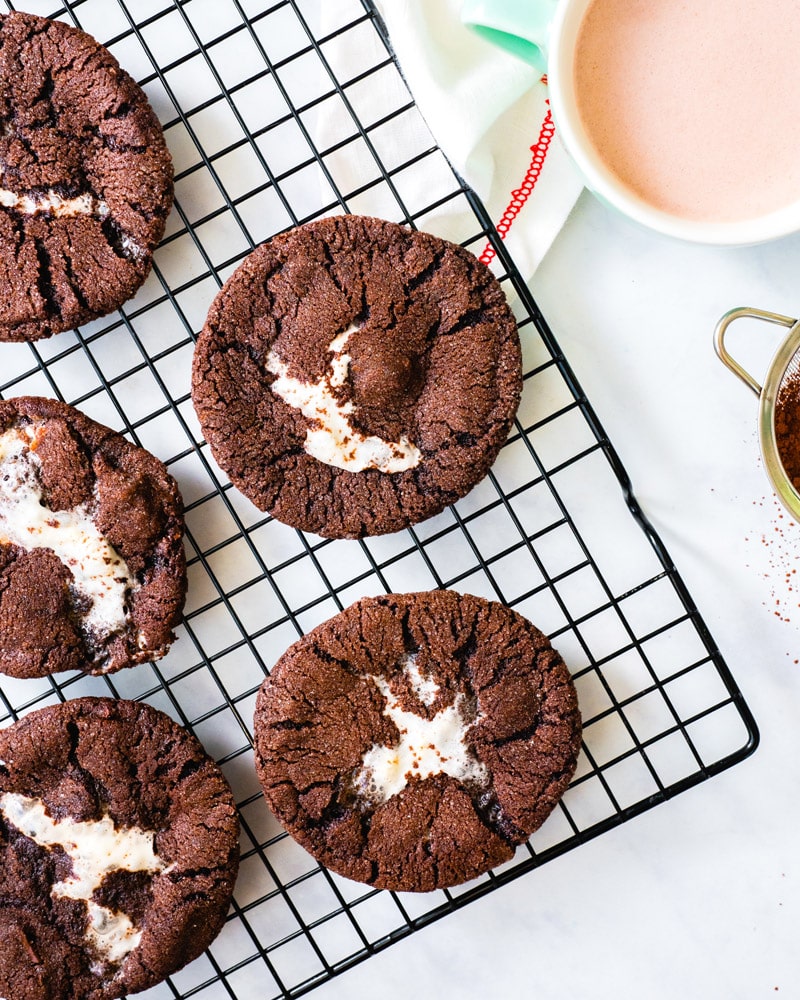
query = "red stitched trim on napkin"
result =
(480, 98, 554, 267)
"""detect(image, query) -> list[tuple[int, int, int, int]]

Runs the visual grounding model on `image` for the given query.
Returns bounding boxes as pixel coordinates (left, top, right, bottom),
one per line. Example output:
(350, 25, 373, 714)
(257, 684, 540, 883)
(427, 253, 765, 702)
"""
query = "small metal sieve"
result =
(715, 306, 800, 521)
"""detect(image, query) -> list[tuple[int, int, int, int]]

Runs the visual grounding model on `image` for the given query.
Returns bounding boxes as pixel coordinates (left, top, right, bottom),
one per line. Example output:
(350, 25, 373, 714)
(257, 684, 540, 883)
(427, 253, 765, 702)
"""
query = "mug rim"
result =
(548, 0, 800, 247)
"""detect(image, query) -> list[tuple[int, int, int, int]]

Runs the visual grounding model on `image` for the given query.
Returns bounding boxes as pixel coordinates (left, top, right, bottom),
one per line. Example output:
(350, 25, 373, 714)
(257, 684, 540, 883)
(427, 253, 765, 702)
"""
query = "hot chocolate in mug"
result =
(461, 0, 800, 246)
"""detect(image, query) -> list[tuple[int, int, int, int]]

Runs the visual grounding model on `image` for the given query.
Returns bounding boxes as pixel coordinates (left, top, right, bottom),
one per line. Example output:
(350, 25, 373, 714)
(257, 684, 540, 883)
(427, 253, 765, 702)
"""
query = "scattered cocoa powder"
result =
(744, 492, 800, 628)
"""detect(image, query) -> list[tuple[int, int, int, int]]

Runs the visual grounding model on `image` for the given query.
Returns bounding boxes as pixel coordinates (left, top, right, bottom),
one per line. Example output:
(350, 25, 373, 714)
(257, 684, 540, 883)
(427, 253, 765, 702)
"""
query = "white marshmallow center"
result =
(355, 654, 487, 804)
(0, 792, 166, 966)
(0, 188, 108, 218)
(266, 325, 422, 473)
(0, 423, 132, 646)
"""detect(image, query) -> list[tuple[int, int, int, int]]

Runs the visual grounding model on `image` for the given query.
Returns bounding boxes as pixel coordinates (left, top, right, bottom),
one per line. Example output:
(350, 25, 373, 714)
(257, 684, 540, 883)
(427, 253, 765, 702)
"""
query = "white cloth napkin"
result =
(373, 0, 584, 276)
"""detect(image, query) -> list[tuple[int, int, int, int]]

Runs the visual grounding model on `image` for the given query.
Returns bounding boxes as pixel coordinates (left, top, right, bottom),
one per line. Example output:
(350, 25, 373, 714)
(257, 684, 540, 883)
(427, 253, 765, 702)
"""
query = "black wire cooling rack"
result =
(0, 1, 758, 998)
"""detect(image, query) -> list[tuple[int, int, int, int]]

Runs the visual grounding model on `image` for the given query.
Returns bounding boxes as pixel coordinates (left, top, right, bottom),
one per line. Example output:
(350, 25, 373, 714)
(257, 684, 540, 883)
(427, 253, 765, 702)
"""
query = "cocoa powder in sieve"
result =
(775, 373, 800, 489)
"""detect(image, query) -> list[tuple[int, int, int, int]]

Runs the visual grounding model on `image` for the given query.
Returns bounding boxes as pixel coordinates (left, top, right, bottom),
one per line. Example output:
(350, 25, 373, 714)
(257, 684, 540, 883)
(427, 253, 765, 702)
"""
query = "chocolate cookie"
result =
(191, 215, 522, 538)
(0, 11, 173, 342)
(0, 697, 239, 1000)
(0, 396, 186, 678)
(254, 591, 581, 892)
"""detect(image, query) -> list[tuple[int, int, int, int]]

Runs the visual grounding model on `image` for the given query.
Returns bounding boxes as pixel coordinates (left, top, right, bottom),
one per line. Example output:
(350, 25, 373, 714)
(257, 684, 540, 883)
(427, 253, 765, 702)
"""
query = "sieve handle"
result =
(714, 306, 798, 397)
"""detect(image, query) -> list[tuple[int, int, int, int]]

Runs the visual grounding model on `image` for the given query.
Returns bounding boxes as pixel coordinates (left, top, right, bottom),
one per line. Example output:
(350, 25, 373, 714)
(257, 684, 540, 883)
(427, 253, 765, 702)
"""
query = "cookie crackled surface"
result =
(253, 591, 582, 892)
(0, 396, 186, 678)
(191, 215, 522, 538)
(0, 10, 174, 342)
(0, 697, 239, 1000)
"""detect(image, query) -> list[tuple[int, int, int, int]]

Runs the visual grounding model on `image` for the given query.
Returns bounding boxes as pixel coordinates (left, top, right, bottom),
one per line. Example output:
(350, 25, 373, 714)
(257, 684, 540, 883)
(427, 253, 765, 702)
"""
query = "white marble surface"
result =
(2, 3, 795, 996)
(314, 194, 800, 998)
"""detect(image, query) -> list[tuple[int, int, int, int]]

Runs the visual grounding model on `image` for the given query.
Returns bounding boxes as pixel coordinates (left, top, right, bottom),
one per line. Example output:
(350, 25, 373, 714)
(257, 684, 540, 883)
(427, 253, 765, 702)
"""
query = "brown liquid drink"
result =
(573, 0, 800, 222)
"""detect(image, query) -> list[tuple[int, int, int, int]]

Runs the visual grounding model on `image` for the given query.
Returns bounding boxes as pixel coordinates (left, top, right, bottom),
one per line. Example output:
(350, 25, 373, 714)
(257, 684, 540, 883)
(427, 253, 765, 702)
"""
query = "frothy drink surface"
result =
(574, 0, 800, 222)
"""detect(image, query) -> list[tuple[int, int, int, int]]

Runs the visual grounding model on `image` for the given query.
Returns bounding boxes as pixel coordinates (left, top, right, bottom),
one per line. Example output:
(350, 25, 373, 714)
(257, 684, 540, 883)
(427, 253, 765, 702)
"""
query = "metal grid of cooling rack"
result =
(0, 1, 757, 998)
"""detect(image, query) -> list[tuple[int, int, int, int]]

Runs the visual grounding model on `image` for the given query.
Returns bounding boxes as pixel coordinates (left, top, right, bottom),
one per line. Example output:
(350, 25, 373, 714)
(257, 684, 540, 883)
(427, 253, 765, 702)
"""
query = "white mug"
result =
(461, 0, 800, 247)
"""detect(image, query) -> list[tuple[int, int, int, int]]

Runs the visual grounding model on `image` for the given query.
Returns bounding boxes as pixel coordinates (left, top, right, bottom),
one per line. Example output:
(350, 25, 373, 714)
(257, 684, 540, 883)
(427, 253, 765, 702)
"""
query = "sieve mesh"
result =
(0, 2, 758, 998)
(777, 350, 800, 402)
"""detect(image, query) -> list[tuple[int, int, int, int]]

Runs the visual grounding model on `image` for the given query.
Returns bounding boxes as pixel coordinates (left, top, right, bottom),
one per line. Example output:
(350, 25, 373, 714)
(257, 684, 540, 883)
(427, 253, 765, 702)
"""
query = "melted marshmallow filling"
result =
(0, 792, 167, 966)
(0, 186, 145, 261)
(355, 653, 488, 804)
(401, 652, 440, 707)
(0, 423, 132, 645)
(0, 188, 108, 219)
(267, 325, 422, 473)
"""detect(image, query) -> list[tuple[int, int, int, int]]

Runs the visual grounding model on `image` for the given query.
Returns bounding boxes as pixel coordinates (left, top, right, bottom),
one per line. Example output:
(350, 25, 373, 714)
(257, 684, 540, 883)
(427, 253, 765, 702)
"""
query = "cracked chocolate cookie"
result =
(0, 697, 239, 1000)
(254, 590, 581, 892)
(0, 396, 186, 678)
(191, 215, 522, 538)
(0, 10, 174, 342)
